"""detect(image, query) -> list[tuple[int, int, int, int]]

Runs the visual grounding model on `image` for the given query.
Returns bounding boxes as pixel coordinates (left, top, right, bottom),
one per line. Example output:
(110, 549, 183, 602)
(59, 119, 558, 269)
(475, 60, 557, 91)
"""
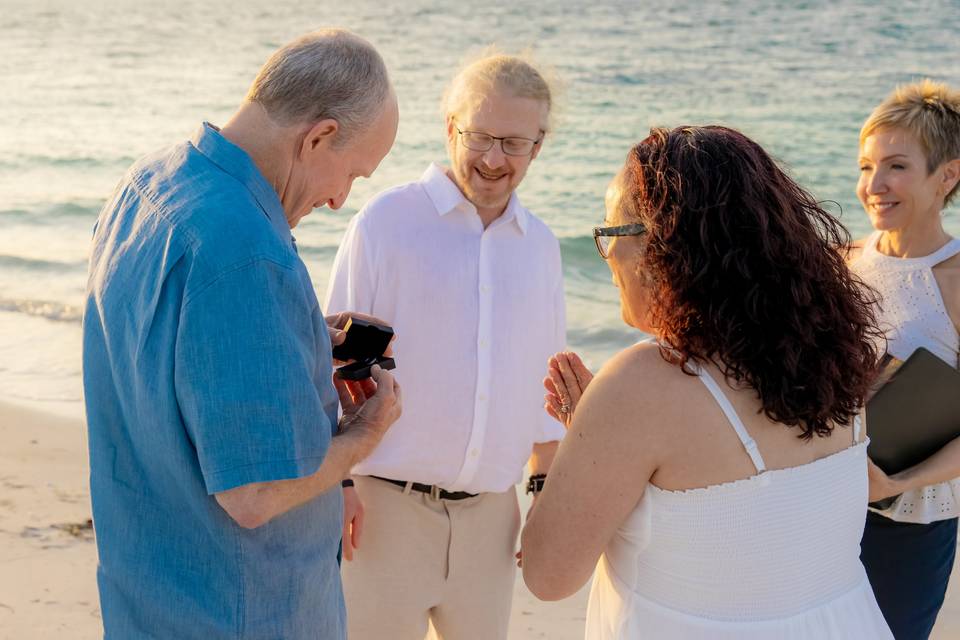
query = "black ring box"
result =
(331, 318, 396, 380)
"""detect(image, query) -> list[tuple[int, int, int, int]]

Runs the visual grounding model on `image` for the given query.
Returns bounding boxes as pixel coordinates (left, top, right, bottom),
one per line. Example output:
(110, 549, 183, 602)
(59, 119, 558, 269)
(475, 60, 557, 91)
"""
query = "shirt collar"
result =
(191, 122, 293, 244)
(420, 163, 528, 235)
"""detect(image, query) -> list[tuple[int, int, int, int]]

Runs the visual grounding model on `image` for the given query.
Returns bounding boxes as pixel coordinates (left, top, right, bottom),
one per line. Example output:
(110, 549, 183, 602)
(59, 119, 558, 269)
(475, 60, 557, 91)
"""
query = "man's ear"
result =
(445, 116, 458, 144)
(300, 119, 340, 158)
(530, 137, 547, 162)
(530, 134, 545, 162)
(940, 158, 960, 198)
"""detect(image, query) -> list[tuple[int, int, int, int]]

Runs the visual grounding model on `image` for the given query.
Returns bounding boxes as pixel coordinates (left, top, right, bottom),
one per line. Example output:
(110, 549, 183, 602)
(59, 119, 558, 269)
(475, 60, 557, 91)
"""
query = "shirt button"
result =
(480, 284, 490, 293)
(479, 339, 488, 347)
(478, 393, 487, 401)
(470, 449, 479, 457)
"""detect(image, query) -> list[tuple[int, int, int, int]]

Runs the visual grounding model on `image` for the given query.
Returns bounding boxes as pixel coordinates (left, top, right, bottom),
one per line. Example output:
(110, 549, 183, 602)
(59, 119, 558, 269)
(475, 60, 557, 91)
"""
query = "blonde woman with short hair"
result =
(850, 79, 960, 639)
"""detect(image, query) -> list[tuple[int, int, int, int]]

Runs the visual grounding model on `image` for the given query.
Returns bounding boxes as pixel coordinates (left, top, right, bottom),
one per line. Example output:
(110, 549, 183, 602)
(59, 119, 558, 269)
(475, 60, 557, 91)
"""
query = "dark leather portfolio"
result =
(867, 347, 960, 475)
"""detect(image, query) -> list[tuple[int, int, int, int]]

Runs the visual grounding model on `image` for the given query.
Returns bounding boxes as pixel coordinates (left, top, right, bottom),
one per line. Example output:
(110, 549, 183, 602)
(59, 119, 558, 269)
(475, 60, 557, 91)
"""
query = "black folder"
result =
(866, 347, 960, 475)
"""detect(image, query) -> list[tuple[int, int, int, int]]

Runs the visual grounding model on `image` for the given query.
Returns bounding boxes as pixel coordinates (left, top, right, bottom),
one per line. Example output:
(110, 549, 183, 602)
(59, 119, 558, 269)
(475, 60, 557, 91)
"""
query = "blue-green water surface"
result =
(0, 0, 958, 415)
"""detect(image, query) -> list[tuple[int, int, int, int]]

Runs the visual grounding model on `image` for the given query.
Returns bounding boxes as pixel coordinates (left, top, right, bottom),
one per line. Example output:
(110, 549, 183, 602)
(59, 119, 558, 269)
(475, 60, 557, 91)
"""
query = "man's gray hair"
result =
(247, 29, 392, 145)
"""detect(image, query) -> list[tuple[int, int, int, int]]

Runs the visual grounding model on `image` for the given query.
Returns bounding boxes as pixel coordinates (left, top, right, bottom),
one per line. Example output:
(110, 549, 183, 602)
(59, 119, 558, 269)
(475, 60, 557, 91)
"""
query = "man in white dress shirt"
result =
(324, 53, 566, 640)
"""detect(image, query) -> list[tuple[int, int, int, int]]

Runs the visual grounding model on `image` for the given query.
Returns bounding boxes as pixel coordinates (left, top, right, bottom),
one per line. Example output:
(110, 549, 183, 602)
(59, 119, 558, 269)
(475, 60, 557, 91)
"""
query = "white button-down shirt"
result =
(325, 163, 567, 493)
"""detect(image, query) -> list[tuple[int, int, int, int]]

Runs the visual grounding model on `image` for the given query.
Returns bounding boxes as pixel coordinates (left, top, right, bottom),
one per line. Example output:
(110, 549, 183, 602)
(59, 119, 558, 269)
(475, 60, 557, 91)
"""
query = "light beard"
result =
(464, 187, 511, 211)
(465, 173, 513, 209)
(448, 165, 513, 212)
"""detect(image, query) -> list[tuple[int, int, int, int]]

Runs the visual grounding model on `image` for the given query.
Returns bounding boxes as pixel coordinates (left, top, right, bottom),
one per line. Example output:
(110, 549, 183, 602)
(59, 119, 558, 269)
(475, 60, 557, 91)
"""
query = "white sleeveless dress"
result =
(585, 366, 893, 639)
(851, 231, 960, 524)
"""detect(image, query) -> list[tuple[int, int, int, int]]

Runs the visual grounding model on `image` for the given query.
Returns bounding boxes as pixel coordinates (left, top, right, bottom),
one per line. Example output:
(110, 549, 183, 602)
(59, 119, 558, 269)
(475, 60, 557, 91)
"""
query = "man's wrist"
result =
(337, 415, 382, 467)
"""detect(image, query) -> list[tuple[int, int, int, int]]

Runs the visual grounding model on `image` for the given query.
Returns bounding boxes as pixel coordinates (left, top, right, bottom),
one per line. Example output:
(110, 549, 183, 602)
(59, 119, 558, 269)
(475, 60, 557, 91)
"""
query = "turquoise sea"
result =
(1, 0, 958, 418)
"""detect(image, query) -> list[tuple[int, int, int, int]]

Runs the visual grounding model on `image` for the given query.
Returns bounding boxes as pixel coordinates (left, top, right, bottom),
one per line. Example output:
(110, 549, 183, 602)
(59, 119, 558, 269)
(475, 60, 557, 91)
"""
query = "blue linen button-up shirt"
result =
(83, 123, 344, 639)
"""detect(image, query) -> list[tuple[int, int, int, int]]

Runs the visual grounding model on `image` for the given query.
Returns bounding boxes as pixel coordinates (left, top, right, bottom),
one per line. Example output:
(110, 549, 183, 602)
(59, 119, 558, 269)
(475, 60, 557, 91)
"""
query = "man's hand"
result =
(868, 459, 903, 503)
(516, 492, 539, 567)
(326, 312, 396, 363)
(342, 484, 364, 561)
(334, 365, 402, 459)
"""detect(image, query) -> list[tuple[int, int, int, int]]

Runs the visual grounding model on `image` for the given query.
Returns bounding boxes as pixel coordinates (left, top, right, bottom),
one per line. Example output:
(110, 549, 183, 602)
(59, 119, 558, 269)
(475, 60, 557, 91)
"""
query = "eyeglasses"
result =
(456, 127, 542, 156)
(593, 223, 646, 259)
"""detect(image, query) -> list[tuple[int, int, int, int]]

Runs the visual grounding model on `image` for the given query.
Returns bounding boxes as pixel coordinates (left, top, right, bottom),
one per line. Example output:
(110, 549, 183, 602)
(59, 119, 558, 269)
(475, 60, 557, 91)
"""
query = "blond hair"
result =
(246, 29, 391, 145)
(442, 49, 556, 133)
(861, 79, 960, 205)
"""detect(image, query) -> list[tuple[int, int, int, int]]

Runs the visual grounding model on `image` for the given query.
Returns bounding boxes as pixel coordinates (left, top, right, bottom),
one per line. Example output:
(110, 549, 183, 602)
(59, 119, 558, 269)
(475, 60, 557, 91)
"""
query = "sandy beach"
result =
(1, 398, 958, 640)
(0, 403, 100, 638)
(0, 401, 589, 639)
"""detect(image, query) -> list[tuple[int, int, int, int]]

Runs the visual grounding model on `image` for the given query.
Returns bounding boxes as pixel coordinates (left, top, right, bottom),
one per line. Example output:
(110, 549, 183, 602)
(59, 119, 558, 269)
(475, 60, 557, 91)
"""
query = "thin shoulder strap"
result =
(866, 232, 960, 267)
(930, 237, 960, 267)
(853, 412, 862, 444)
(695, 366, 767, 473)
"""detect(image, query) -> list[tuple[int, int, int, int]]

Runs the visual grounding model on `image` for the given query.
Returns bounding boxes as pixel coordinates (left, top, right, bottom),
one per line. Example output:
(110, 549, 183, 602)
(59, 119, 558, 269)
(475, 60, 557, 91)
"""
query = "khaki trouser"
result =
(343, 475, 520, 640)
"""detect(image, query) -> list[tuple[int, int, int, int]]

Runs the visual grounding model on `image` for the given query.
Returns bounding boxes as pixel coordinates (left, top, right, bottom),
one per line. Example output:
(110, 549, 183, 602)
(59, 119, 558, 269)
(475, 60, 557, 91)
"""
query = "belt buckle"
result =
(429, 484, 441, 501)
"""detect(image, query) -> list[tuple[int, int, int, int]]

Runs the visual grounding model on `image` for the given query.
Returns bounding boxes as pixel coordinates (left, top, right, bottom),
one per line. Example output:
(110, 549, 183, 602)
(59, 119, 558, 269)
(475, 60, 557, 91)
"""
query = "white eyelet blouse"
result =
(851, 230, 960, 524)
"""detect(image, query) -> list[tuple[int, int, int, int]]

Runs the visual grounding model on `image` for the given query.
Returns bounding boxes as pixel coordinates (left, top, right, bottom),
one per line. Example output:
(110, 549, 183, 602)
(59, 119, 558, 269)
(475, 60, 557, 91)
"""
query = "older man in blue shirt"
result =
(82, 29, 401, 639)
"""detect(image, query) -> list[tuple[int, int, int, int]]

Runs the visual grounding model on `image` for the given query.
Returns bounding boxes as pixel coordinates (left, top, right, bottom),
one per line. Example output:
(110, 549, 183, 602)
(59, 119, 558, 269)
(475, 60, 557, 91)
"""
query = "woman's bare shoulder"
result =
(933, 252, 960, 321)
(933, 251, 960, 288)
(584, 341, 695, 433)
(598, 340, 684, 387)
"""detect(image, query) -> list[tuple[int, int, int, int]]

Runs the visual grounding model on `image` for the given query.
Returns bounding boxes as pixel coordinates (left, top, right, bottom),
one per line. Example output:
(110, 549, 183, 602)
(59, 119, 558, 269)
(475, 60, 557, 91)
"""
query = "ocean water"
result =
(1, 0, 958, 419)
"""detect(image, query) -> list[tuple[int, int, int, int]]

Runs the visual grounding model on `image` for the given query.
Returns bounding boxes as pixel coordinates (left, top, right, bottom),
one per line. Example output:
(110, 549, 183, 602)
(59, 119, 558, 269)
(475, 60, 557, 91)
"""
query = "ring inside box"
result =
(332, 318, 396, 380)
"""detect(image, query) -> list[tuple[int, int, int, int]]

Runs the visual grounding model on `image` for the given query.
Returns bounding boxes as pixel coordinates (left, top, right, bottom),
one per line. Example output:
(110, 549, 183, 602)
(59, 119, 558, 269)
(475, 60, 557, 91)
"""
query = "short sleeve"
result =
(175, 258, 333, 494)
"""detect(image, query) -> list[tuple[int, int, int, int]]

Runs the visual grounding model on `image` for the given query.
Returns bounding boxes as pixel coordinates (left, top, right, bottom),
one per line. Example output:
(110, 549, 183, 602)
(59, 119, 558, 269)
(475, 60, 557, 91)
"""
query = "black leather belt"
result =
(371, 476, 478, 501)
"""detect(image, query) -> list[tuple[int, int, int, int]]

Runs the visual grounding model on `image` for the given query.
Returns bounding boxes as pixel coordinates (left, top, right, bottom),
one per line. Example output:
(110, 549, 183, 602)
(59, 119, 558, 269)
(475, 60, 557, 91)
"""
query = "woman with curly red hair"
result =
(520, 126, 892, 638)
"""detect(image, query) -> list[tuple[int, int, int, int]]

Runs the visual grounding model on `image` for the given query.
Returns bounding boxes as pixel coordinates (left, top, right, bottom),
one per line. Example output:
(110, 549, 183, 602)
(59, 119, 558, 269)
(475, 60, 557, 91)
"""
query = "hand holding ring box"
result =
(332, 317, 397, 380)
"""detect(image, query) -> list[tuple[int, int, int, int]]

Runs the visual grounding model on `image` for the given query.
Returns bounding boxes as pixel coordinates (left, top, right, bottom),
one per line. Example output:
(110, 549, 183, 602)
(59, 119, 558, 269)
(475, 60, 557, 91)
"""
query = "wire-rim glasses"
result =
(593, 223, 646, 259)
(456, 127, 543, 156)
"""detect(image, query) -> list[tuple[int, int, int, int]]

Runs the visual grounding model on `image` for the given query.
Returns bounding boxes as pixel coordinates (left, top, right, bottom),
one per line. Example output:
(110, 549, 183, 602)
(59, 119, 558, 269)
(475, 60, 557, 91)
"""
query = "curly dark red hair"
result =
(623, 126, 882, 438)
